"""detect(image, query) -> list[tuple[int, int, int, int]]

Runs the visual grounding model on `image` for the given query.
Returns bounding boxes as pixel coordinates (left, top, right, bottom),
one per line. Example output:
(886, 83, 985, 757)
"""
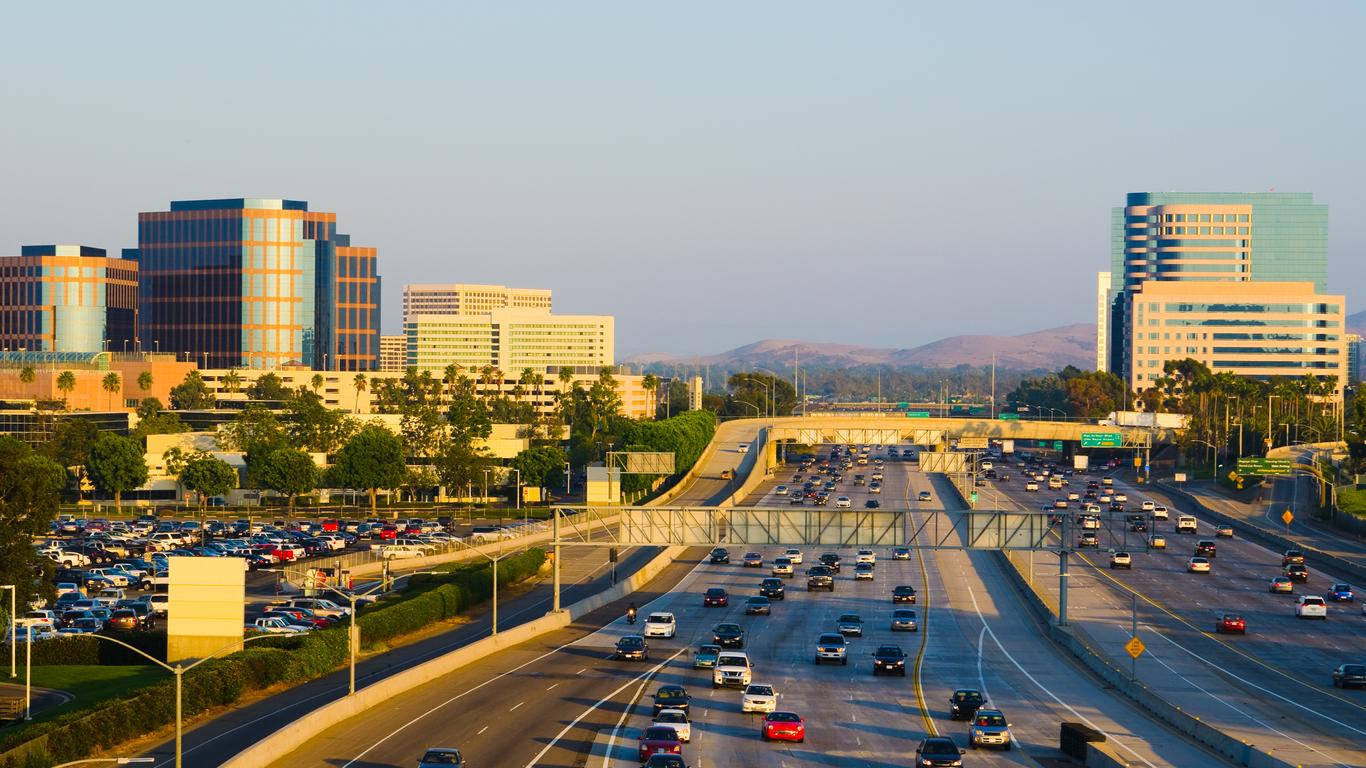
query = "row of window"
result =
(1164, 213, 1250, 223)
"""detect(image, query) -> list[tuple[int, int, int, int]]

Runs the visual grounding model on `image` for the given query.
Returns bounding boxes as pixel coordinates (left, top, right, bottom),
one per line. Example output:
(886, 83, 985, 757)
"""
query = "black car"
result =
(806, 566, 834, 592)
(703, 588, 729, 607)
(759, 578, 786, 600)
(1195, 540, 1217, 558)
(892, 585, 918, 604)
(865, 499, 881, 509)
(1284, 564, 1310, 582)
(872, 645, 907, 676)
(1332, 663, 1366, 689)
(712, 623, 745, 648)
(818, 553, 841, 573)
(915, 737, 965, 767)
(709, 548, 730, 564)
(949, 689, 986, 719)
(615, 634, 649, 661)
(652, 685, 691, 716)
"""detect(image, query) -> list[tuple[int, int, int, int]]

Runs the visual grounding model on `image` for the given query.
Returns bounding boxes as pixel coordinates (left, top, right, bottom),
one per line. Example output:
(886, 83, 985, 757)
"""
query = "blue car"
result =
(692, 643, 721, 669)
(1329, 583, 1354, 602)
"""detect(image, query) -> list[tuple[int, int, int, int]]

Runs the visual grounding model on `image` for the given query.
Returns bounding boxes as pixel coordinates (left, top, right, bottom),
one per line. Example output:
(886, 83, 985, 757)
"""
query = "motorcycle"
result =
(626, 608, 637, 624)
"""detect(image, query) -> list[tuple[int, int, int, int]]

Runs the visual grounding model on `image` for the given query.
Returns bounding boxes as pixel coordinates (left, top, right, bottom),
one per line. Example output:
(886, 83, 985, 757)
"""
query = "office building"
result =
(0, 351, 195, 414)
(1104, 192, 1336, 390)
(402, 283, 551, 323)
(1095, 271, 1111, 372)
(406, 309, 612, 373)
(1124, 281, 1347, 396)
(379, 334, 407, 372)
(131, 198, 380, 371)
(0, 245, 138, 353)
(1348, 334, 1362, 384)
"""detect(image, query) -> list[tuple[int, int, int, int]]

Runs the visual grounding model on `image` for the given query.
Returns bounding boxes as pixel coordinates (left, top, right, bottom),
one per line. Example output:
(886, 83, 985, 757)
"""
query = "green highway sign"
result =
(998, 413, 1020, 420)
(1081, 432, 1123, 448)
(897, 402, 909, 409)
(1053, 441, 1064, 451)
(1236, 457, 1293, 476)
(906, 411, 930, 418)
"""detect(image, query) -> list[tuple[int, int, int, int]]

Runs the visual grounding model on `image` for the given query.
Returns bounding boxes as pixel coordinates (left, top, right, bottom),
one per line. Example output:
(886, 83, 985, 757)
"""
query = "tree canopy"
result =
(0, 437, 66, 605)
(256, 447, 319, 509)
(178, 452, 238, 511)
(328, 425, 406, 511)
(86, 432, 148, 508)
(169, 371, 216, 410)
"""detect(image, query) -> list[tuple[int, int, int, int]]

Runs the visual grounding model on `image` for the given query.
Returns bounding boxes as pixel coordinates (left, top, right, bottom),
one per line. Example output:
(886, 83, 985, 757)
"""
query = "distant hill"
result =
(1348, 309, 1365, 336)
(629, 323, 1097, 371)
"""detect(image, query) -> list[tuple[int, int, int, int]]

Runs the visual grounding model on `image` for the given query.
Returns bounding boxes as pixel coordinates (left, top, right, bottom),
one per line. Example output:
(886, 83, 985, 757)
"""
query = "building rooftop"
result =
(18, 245, 107, 258)
(168, 198, 309, 212)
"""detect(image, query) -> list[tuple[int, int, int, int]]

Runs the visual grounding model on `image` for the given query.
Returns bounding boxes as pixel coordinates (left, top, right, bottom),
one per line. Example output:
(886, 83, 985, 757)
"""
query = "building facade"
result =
(0, 245, 138, 354)
(132, 198, 380, 371)
(1348, 334, 1362, 385)
(402, 283, 551, 323)
(1095, 271, 1111, 372)
(0, 351, 196, 413)
(379, 334, 407, 372)
(406, 309, 612, 373)
(1124, 281, 1347, 396)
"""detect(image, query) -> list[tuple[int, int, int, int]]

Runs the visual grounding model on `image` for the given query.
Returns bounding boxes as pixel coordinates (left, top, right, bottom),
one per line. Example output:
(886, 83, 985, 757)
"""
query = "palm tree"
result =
(222, 369, 243, 395)
(137, 370, 153, 394)
(352, 372, 368, 412)
(642, 373, 659, 418)
(311, 373, 324, 393)
(56, 371, 76, 409)
(19, 366, 35, 385)
(101, 372, 122, 410)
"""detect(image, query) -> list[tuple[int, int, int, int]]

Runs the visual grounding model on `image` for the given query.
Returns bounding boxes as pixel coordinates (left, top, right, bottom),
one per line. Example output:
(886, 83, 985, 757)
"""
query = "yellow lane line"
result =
(906, 468, 938, 736)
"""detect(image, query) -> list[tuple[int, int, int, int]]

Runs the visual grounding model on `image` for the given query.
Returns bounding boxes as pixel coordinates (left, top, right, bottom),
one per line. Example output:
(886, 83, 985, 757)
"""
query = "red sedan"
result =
(1215, 613, 1246, 634)
(761, 711, 806, 743)
(638, 726, 683, 761)
(703, 588, 728, 607)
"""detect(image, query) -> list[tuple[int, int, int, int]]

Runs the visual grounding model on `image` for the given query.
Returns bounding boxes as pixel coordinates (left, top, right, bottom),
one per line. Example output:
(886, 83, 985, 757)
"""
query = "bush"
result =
(616, 411, 718, 494)
(29, 632, 165, 666)
(0, 550, 546, 768)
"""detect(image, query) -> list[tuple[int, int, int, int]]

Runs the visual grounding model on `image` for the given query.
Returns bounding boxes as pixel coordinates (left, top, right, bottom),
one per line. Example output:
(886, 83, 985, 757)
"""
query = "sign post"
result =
(1281, 507, 1294, 533)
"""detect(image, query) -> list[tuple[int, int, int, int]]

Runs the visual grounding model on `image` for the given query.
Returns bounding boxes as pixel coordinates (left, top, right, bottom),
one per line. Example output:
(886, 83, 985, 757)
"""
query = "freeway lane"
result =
(139, 527, 657, 768)
(987, 464, 1366, 768)
(592, 448, 1217, 768)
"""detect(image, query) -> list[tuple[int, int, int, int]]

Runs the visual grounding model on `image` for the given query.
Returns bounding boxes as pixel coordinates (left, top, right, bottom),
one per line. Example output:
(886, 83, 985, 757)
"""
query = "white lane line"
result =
(974, 625, 992, 705)
(966, 587, 1158, 768)
(599, 658, 666, 768)
(525, 648, 686, 768)
(477, 725, 488, 735)
(509, 701, 524, 712)
(1140, 623, 1366, 738)
(1134, 625, 1354, 768)
(546, 682, 559, 691)
(577, 668, 587, 675)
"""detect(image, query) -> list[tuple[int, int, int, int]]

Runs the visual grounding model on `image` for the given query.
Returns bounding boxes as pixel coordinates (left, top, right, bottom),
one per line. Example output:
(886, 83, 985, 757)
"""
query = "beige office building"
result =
(402, 283, 552, 322)
(379, 334, 407, 372)
(1125, 281, 1347, 396)
(406, 309, 612, 373)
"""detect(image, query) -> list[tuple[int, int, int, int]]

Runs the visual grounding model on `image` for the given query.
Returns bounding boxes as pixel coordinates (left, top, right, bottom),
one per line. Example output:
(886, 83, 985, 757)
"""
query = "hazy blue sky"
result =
(2, 2, 1361, 356)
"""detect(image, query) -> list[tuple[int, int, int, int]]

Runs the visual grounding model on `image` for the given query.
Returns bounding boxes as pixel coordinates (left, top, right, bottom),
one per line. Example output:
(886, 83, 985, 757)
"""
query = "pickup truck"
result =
(247, 616, 310, 635)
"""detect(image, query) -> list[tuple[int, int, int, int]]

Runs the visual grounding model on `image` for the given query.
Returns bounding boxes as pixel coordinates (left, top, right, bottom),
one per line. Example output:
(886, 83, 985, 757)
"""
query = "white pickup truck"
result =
(247, 616, 310, 635)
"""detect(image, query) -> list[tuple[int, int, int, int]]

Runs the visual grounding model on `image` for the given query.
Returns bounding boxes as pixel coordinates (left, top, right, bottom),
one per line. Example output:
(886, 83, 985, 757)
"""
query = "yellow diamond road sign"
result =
(1125, 636, 1145, 659)
(1281, 509, 1294, 526)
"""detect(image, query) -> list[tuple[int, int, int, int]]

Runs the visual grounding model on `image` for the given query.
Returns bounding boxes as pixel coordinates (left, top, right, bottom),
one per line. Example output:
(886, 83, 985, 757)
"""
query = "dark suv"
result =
(892, 585, 917, 604)
(1195, 540, 1217, 558)
(872, 645, 907, 676)
(915, 737, 965, 767)
(709, 548, 730, 564)
(949, 689, 986, 719)
(818, 553, 842, 573)
(806, 566, 834, 592)
(759, 578, 785, 600)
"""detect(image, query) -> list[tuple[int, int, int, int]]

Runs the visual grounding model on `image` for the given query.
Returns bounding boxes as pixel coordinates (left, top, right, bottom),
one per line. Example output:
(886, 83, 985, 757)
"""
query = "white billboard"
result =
(167, 556, 247, 663)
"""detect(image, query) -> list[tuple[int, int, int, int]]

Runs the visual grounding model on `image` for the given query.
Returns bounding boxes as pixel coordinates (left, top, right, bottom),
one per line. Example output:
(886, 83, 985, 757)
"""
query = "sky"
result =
(1, 2, 1362, 357)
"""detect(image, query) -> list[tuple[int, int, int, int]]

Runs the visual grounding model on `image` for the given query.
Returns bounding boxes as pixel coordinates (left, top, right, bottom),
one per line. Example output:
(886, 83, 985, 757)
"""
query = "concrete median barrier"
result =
(219, 543, 688, 768)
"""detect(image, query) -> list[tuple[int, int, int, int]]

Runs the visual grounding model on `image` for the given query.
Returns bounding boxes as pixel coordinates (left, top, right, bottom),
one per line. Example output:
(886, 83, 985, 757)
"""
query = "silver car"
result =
(891, 608, 919, 632)
(968, 708, 1012, 750)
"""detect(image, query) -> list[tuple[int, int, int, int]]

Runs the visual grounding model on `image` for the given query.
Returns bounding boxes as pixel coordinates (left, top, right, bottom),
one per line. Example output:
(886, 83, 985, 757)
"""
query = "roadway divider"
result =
(219, 544, 689, 768)
(1155, 481, 1366, 585)
(992, 547, 1298, 768)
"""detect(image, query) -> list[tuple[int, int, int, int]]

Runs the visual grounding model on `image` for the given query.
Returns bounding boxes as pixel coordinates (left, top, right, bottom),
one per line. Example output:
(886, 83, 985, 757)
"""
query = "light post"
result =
(2, 584, 14, 678)
(734, 400, 762, 417)
(481, 469, 490, 512)
(739, 375, 773, 419)
(308, 571, 441, 696)
(563, 462, 572, 496)
(1189, 439, 1220, 481)
(1268, 394, 1280, 450)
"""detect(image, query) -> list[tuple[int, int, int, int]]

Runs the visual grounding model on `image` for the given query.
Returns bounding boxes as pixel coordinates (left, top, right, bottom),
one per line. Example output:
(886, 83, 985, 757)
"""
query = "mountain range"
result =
(1349, 309, 1365, 336)
(628, 323, 1098, 371)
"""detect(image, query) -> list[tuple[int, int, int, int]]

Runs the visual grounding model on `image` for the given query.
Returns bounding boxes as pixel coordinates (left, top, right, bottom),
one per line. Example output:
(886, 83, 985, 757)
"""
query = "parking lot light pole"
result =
(2, 584, 14, 677)
(311, 571, 444, 696)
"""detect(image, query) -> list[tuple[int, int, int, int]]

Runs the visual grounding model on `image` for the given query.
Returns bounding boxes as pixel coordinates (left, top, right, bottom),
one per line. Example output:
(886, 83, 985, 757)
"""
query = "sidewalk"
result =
(1176, 477, 1366, 564)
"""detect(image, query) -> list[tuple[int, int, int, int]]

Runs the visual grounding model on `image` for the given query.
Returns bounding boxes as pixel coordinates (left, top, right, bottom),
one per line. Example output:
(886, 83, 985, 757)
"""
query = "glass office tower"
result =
(134, 198, 379, 370)
(0, 245, 138, 353)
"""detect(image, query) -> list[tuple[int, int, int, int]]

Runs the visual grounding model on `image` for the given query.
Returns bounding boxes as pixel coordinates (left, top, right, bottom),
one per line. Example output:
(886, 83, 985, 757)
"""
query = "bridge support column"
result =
(1058, 512, 1070, 626)
(551, 507, 562, 613)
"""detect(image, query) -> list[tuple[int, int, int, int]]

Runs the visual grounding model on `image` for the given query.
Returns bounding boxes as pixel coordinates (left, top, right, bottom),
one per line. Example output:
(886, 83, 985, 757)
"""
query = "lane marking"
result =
(546, 682, 559, 691)
(576, 668, 587, 675)
(477, 725, 488, 735)
(599, 657, 667, 768)
(509, 701, 524, 712)
(966, 586, 1158, 768)
(907, 474, 937, 737)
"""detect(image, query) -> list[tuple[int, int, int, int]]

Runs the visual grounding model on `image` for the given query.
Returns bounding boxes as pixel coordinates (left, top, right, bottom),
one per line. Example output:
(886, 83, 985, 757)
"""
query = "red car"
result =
(761, 711, 805, 743)
(379, 525, 398, 540)
(638, 726, 683, 761)
(1215, 613, 1246, 634)
(703, 588, 728, 607)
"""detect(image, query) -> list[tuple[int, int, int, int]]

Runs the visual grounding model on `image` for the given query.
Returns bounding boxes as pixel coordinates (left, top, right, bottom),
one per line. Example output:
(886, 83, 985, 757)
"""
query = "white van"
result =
(1176, 515, 1198, 534)
(738, 443, 749, 454)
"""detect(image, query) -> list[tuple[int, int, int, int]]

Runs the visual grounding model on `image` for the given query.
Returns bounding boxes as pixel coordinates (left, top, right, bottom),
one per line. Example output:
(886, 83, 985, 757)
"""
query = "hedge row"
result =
(617, 410, 719, 494)
(28, 631, 166, 667)
(0, 548, 546, 768)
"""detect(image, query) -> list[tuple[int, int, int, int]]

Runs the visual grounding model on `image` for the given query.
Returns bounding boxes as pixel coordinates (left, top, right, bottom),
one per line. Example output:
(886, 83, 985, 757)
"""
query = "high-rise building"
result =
(1348, 334, 1362, 385)
(0, 245, 138, 353)
(406, 309, 612, 373)
(131, 198, 380, 370)
(1124, 281, 1347, 396)
(402, 283, 551, 323)
(1096, 271, 1111, 372)
(379, 334, 407, 372)
(1104, 192, 1336, 390)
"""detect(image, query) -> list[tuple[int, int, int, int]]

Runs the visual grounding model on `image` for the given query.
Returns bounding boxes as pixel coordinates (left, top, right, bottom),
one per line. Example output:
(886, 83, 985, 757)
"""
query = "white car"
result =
(1152, 505, 1169, 520)
(1141, 501, 1156, 512)
(775, 485, 789, 496)
(652, 709, 691, 742)
(1082, 516, 1100, 530)
(87, 569, 131, 588)
(1295, 595, 1327, 620)
(835, 496, 852, 508)
(643, 612, 677, 638)
(1025, 482, 1040, 492)
(288, 598, 350, 618)
(1187, 557, 1212, 574)
(1114, 493, 1128, 503)
(741, 683, 779, 713)
(54, 582, 80, 597)
(771, 558, 794, 577)
(856, 549, 876, 564)
(784, 549, 804, 565)
(1176, 516, 1198, 534)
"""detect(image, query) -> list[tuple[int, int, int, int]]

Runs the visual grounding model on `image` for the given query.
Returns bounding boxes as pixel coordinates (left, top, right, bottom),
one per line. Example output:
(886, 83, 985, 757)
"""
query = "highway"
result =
(985, 464, 1366, 768)
(263, 446, 1224, 768)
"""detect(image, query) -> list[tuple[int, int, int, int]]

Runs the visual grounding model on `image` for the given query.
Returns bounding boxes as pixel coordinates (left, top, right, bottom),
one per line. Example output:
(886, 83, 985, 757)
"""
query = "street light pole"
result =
(2, 585, 14, 677)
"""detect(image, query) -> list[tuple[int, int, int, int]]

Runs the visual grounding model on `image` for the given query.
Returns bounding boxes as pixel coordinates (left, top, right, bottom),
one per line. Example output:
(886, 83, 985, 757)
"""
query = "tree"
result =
(434, 438, 493, 498)
(131, 399, 187, 441)
(179, 452, 238, 513)
(56, 371, 76, 409)
(352, 373, 368, 412)
(100, 372, 122, 410)
(284, 388, 356, 453)
(511, 445, 566, 489)
(217, 405, 287, 456)
(310, 373, 324, 393)
(137, 370, 153, 393)
(0, 436, 66, 607)
(222, 369, 243, 395)
(724, 372, 796, 418)
(169, 371, 215, 410)
(328, 425, 406, 512)
(255, 447, 318, 510)
(86, 432, 148, 510)
(245, 372, 290, 401)
(642, 373, 659, 417)
(41, 418, 101, 471)
(19, 366, 35, 385)
(447, 379, 493, 445)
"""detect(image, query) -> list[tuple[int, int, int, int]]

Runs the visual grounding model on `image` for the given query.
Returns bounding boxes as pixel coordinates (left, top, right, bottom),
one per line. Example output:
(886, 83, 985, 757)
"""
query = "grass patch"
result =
(1338, 485, 1366, 517)
(22, 665, 164, 723)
